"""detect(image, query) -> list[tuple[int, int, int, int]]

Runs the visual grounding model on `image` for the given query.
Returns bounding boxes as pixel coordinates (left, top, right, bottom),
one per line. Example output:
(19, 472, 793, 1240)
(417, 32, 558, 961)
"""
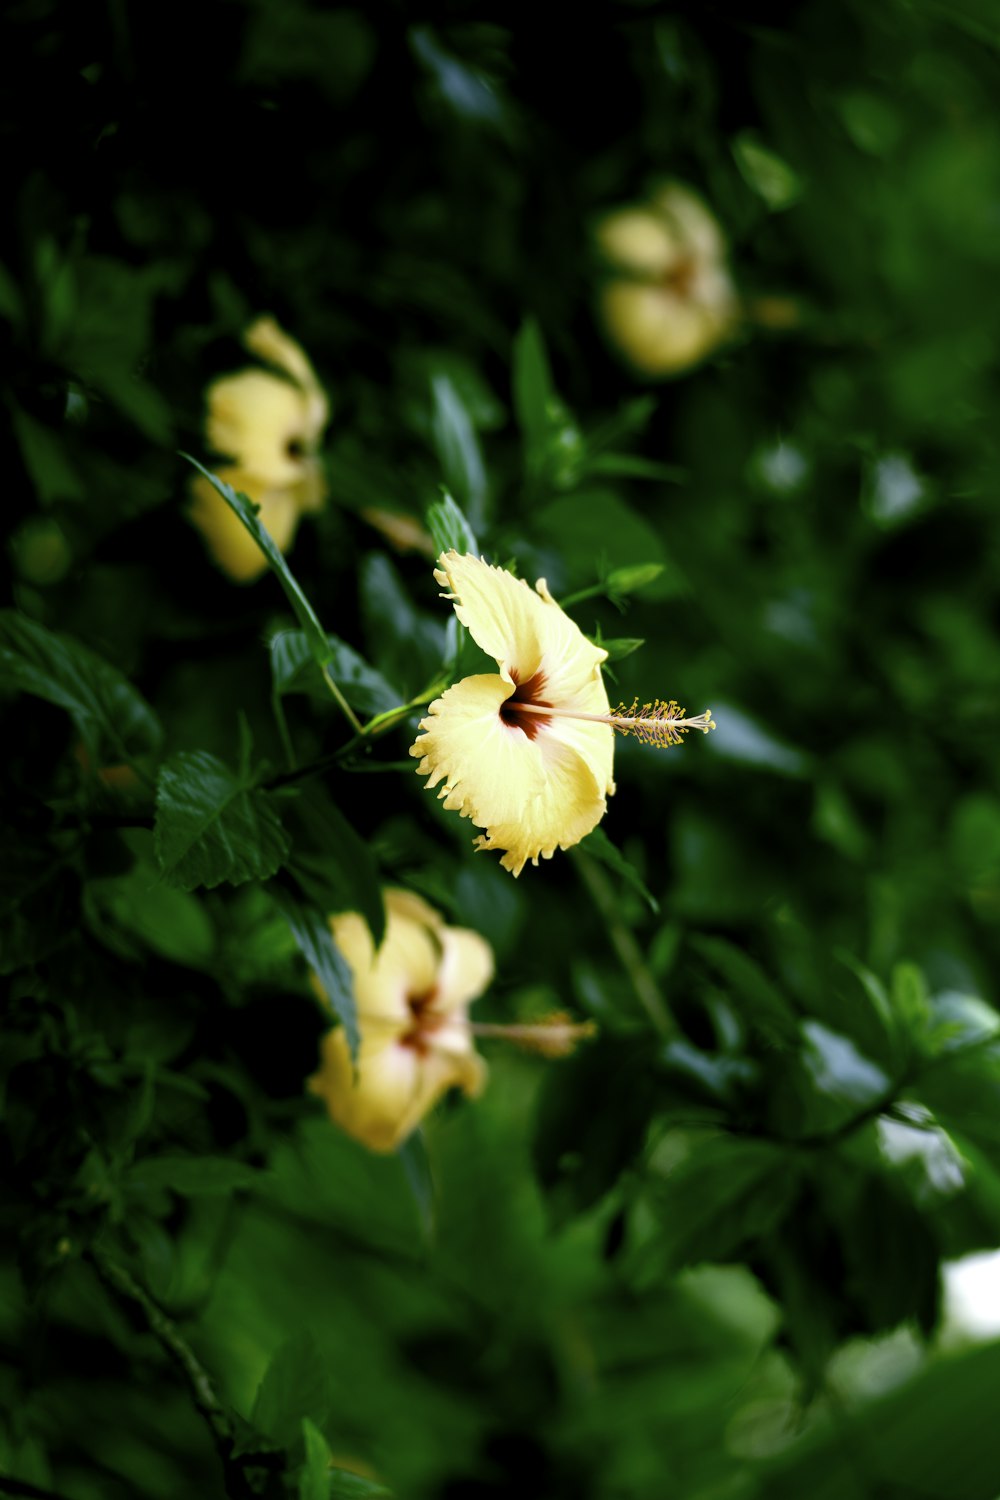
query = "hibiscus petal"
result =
(309, 1029, 422, 1153)
(596, 207, 679, 277)
(650, 183, 728, 264)
(435, 926, 495, 1013)
(326, 895, 440, 1032)
(434, 552, 546, 680)
(435, 553, 608, 701)
(600, 283, 723, 377)
(244, 316, 329, 436)
(206, 369, 316, 487)
(410, 673, 547, 830)
(476, 720, 612, 876)
(310, 1025, 484, 1153)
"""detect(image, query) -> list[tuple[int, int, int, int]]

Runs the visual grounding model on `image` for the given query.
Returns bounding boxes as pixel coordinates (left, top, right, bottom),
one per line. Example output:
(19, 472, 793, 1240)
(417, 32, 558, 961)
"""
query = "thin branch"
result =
(89, 1249, 232, 1459)
(86, 1250, 281, 1500)
(575, 851, 673, 1036)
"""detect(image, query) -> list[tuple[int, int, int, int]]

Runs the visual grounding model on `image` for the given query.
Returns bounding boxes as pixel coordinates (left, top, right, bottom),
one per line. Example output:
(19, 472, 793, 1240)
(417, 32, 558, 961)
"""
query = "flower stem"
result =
(557, 582, 607, 609)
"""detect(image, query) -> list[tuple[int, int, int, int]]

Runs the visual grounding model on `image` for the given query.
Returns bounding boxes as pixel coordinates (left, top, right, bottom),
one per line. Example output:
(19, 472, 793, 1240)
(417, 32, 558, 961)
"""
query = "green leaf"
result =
(269, 629, 400, 715)
(534, 1038, 656, 1222)
(891, 961, 931, 1033)
(182, 459, 332, 671)
(10, 404, 84, 503)
(359, 553, 447, 697)
(289, 786, 385, 946)
(126, 1156, 260, 1195)
(732, 131, 804, 210)
(759, 1339, 1000, 1500)
(328, 1471, 392, 1499)
(85, 860, 216, 966)
(596, 636, 645, 662)
(0, 609, 161, 763)
(512, 319, 582, 486)
(154, 750, 291, 891)
(430, 376, 487, 524)
(299, 1418, 331, 1500)
(271, 883, 359, 1058)
(397, 1131, 435, 1239)
(301, 1426, 392, 1500)
(586, 453, 685, 483)
(576, 828, 659, 914)
(291, 854, 384, 952)
(425, 490, 479, 558)
(534, 493, 682, 602)
(252, 1332, 332, 1453)
(604, 562, 665, 594)
(513, 318, 556, 459)
(647, 1137, 799, 1272)
(689, 935, 798, 1044)
(800, 1020, 890, 1108)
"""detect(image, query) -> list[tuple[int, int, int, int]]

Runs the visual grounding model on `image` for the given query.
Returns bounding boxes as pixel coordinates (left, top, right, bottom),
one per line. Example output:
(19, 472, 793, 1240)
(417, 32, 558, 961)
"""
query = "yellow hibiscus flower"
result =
(189, 316, 330, 582)
(596, 182, 739, 377)
(409, 552, 714, 877)
(309, 889, 493, 1154)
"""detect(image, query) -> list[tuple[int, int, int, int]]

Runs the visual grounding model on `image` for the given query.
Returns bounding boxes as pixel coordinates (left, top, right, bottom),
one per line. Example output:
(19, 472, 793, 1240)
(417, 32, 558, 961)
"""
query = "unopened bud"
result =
(606, 563, 664, 594)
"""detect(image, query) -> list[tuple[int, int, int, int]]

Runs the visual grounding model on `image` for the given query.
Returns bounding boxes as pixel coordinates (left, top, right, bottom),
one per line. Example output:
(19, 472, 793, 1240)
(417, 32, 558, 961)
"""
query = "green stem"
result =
(575, 852, 673, 1036)
(89, 1250, 232, 1454)
(265, 686, 438, 791)
(343, 760, 415, 773)
(558, 582, 607, 609)
(320, 664, 363, 735)
(87, 1249, 280, 1500)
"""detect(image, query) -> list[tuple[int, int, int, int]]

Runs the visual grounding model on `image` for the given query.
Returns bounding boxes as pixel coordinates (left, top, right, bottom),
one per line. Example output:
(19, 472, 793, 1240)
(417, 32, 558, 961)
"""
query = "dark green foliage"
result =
(5, 2, 1000, 1498)
(155, 750, 292, 890)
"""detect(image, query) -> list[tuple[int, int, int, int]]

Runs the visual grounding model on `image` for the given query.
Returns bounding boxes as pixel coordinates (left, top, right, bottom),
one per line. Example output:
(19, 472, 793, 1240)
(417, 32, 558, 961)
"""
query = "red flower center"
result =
(400, 986, 444, 1054)
(500, 668, 552, 740)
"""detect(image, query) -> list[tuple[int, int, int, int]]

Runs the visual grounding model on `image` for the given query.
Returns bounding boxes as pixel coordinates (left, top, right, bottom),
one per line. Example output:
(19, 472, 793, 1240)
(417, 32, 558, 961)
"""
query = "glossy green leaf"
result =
(690, 935, 798, 1044)
(429, 377, 487, 524)
(299, 1418, 330, 1500)
(576, 827, 659, 914)
(252, 1332, 332, 1453)
(646, 1136, 799, 1272)
(269, 629, 400, 715)
(182, 458, 331, 670)
(154, 750, 291, 891)
(270, 882, 359, 1058)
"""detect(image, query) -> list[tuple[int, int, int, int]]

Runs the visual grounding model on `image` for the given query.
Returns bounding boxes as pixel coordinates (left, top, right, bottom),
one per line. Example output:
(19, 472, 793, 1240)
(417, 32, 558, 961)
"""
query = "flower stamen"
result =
(505, 696, 716, 748)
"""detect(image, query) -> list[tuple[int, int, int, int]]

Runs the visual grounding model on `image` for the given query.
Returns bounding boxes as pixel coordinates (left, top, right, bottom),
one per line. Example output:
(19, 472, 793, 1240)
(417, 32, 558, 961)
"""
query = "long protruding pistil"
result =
(507, 697, 716, 748)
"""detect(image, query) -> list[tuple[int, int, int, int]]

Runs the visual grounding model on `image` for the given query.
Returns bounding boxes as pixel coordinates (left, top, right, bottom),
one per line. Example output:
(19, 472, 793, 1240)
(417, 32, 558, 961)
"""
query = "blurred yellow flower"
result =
(410, 553, 714, 877)
(309, 889, 492, 1154)
(596, 183, 739, 377)
(189, 316, 330, 582)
